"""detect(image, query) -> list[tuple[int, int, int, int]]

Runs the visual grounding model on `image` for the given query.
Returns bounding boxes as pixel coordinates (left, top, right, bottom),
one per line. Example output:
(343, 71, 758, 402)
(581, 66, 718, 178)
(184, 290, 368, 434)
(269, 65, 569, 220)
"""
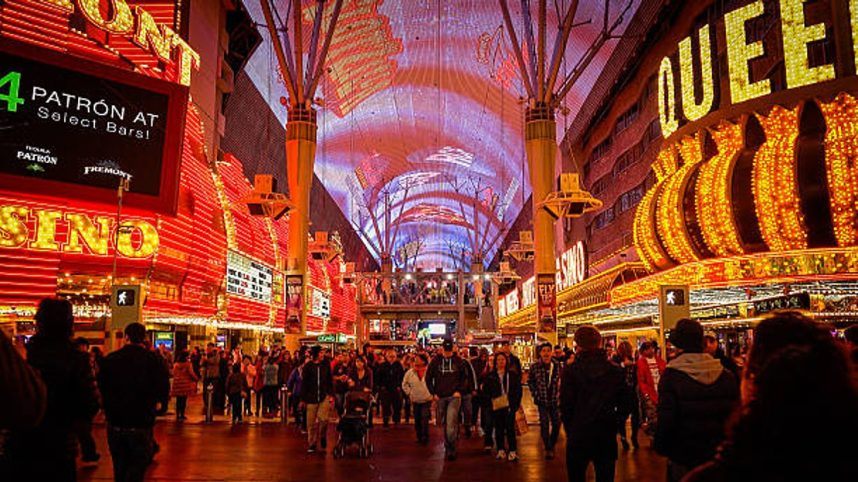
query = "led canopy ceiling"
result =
(244, 0, 639, 270)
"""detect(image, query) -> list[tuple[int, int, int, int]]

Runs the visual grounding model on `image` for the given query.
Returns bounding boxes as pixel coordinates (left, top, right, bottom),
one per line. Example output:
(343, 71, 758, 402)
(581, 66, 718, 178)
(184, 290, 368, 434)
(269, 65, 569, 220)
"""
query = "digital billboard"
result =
(0, 41, 187, 213)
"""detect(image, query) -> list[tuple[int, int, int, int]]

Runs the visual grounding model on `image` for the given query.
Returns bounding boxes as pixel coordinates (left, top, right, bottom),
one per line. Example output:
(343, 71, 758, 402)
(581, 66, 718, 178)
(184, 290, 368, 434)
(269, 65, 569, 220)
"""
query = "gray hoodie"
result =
(666, 353, 725, 385)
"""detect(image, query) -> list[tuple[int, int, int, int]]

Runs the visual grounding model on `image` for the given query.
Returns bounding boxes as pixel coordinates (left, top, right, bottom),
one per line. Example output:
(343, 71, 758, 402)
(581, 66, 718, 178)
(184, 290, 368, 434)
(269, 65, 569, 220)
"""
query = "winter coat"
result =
(263, 363, 279, 387)
(654, 353, 739, 468)
(560, 349, 624, 457)
(253, 360, 266, 391)
(300, 360, 334, 404)
(426, 354, 471, 398)
(484, 370, 523, 412)
(201, 352, 220, 379)
(5, 335, 98, 462)
(98, 344, 170, 428)
(171, 361, 198, 397)
(401, 368, 433, 403)
(286, 365, 302, 394)
(227, 372, 249, 396)
(637, 354, 666, 404)
(527, 359, 562, 407)
(0, 331, 46, 430)
(376, 360, 405, 392)
(349, 368, 374, 392)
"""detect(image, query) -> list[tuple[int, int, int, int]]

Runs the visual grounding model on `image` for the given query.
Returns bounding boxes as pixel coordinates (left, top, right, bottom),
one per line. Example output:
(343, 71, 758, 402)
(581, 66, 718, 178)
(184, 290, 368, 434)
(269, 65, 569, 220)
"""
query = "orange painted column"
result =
(286, 106, 317, 337)
(525, 104, 558, 346)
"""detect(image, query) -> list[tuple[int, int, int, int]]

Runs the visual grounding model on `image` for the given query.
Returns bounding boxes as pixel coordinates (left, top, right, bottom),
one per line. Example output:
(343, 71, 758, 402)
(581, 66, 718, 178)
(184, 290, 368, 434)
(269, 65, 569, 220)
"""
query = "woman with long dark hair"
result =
(484, 352, 522, 462)
(685, 311, 858, 482)
(612, 341, 640, 450)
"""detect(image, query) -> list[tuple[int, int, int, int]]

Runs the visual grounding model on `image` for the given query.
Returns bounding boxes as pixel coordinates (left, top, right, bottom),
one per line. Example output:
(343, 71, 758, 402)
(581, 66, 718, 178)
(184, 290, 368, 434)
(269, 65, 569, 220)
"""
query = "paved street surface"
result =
(77, 413, 665, 481)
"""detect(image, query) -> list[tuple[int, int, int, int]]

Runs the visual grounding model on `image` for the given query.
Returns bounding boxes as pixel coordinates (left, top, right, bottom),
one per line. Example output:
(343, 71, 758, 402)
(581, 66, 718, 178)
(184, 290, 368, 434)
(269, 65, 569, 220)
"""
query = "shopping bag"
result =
(514, 407, 529, 435)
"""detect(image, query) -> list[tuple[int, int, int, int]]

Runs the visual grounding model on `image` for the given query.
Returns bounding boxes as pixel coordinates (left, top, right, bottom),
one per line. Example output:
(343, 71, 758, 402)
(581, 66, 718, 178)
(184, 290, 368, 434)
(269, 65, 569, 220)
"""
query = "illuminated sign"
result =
(0, 42, 188, 213)
(522, 276, 536, 308)
(0, 203, 158, 258)
(505, 288, 520, 314)
(226, 251, 273, 303)
(32, 0, 200, 86)
(307, 286, 331, 319)
(556, 241, 587, 291)
(657, 0, 858, 137)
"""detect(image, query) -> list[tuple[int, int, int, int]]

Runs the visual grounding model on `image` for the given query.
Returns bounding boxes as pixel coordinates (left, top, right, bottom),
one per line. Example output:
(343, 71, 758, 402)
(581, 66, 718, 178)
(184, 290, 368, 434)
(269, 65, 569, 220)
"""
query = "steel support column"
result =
(525, 103, 557, 346)
(286, 105, 317, 336)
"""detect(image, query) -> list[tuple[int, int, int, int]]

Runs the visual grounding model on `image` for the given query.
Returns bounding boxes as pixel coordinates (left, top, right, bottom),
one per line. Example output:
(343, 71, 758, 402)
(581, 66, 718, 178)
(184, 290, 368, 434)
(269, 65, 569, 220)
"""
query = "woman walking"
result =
(612, 341, 640, 449)
(171, 351, 198, 421)
(402, 353, 433, 444)
(485, 352, 522, 461)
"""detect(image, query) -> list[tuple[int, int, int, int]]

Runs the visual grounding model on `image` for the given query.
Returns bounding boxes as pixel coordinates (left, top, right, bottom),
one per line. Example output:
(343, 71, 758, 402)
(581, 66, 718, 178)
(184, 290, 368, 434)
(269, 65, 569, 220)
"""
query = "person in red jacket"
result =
(636, 341, 665, 435)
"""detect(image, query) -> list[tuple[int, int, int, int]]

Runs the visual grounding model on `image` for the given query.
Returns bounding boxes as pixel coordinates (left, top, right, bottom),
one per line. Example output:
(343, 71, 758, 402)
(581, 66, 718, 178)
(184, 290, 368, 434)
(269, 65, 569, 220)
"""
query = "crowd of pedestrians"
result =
(1, 296, 857, 482)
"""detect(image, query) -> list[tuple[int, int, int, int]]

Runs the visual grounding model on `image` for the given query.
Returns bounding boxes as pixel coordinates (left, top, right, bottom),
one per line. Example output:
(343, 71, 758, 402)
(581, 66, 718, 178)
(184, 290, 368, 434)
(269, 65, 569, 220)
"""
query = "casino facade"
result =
(496, 0, 858, 349)
(0, 0, 358, 351)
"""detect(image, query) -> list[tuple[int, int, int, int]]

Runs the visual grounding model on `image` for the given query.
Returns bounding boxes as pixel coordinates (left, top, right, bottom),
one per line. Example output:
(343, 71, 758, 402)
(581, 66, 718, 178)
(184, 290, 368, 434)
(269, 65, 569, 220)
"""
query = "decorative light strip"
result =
(656, 134, 703, 264)
(611, 247, 858, 305)
(752, 105, 807, 251)
(819, 93, 858, 247)
(695, 121, 745, 256)
(146, 316, 285, 333)
(634, 180, 669, 272)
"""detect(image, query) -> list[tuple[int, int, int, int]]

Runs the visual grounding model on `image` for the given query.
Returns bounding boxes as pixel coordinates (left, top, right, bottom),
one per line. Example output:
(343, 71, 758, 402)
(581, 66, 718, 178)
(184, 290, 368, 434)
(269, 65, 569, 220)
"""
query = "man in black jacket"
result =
(655, 319, 739, 482)
(300, 345, 334, 453)
(561, 326, 623, 482)
(376, 349, 405, 426)
(98, 322, 170, 482)
(427, 338, 471, 460)
(3, 298, 98, 482)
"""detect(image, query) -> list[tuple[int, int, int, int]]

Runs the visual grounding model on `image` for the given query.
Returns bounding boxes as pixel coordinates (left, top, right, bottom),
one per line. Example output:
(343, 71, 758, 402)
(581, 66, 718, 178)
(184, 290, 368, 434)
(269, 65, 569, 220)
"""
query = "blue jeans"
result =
(538, 404, 561, 451)
(437, 396, 462, 453)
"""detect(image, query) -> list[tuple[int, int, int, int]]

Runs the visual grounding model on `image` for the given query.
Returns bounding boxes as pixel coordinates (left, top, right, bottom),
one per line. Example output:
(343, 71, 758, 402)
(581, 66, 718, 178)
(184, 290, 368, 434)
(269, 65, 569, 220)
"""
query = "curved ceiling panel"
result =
(243, 0, 640, 270)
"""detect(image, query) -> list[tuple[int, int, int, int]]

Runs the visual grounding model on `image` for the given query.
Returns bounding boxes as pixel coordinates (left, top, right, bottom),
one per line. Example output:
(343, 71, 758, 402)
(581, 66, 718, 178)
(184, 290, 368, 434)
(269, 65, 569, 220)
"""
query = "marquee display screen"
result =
(0, 41, 187, 213)
(227, 251, 274, 303)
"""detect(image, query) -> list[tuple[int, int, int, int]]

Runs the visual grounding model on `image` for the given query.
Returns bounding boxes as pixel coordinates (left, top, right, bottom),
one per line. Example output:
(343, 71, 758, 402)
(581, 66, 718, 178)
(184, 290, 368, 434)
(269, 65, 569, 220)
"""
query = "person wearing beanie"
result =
(655, 319, 740, 482)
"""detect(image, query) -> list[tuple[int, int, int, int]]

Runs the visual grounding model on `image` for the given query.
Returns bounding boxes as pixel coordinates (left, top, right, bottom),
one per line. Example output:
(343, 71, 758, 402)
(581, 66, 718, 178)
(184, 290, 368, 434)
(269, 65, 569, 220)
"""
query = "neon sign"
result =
(658, 0, 858, 137)
(0, 203, 158, 258)
(33, 0, 200, 86)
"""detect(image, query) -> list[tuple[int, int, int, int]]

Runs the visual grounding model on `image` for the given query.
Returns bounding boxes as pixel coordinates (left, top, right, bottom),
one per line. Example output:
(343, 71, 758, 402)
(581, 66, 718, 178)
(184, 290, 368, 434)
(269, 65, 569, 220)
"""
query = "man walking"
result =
(300, 345, 334, 453)
(427, 338, 470, 461)
(561, 326, 624, 482)
(655, 319, 739, 482)
(376, 349, 405, 427)
(98, 323, 170, 482)
(528, 342, 562, 459)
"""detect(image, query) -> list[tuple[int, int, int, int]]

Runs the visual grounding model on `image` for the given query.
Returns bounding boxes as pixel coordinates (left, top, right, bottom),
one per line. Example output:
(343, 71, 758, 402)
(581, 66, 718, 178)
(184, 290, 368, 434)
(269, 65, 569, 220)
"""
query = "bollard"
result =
(205, 383, 214, 423)
(280, 386, 289, 423)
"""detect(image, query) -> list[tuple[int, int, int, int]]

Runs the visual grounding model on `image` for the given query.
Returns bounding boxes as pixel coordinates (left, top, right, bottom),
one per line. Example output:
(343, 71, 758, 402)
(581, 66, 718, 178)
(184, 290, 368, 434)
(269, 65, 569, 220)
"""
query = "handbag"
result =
(492, 371, 511, 410)
(491, 394, 509, 411)
(514, 407, 529, 435)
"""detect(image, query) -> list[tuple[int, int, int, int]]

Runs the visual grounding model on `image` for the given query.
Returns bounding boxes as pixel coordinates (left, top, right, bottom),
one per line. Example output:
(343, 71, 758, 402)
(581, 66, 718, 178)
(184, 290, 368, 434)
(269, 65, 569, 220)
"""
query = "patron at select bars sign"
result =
(0, 41, 188, 213)
(658, 0, 858, 137)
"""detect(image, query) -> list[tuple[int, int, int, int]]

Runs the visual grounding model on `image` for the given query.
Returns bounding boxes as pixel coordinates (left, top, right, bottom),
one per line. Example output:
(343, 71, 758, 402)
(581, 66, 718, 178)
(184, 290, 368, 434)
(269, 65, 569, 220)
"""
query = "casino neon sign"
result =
(658, 0, 858, 137)
(34, 0, 200, 86)
(0, 204, 159, 258)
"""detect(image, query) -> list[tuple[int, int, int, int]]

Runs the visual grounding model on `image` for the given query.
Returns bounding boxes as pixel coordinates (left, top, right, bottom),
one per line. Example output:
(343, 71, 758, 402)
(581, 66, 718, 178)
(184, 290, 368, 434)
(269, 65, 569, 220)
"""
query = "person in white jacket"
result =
(402, 353, 433, 444)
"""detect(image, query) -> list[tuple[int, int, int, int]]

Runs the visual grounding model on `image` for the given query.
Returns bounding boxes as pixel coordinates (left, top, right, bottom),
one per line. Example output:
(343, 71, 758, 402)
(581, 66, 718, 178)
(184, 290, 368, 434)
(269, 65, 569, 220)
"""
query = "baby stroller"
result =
(333, 391, 373, 458)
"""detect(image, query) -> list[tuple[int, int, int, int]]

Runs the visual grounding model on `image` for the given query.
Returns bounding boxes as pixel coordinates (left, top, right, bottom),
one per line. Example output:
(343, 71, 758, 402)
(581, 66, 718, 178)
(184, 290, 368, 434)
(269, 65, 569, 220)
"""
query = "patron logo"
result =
(16, 145, 57, 165)
(83, 161, 132, 180)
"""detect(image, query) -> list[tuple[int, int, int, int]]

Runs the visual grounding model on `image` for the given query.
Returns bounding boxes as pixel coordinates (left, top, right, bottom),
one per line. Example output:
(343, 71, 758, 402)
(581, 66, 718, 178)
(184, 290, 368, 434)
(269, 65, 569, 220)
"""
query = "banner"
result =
(537, 274, 556, 333)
